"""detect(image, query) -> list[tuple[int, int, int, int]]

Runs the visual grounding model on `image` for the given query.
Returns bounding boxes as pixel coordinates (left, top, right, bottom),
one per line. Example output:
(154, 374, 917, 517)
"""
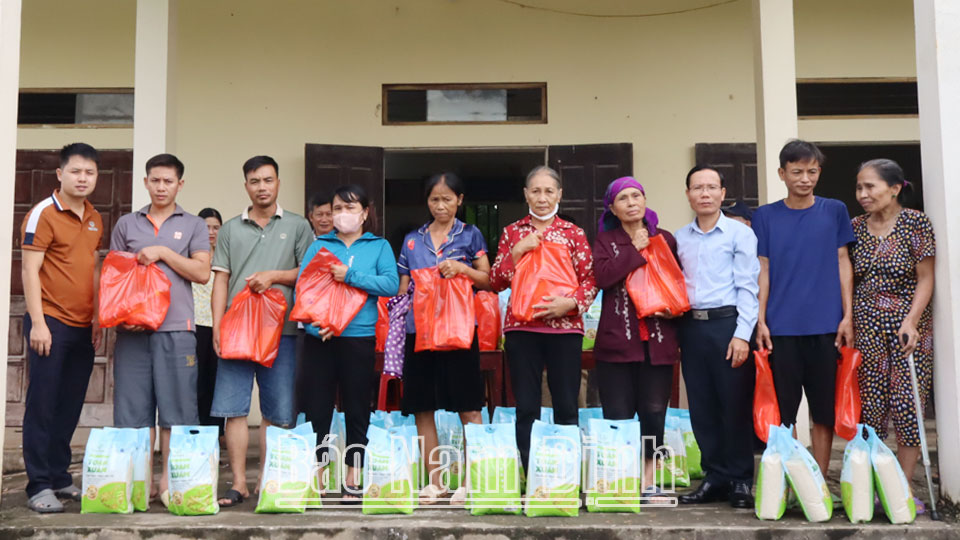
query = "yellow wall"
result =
(16, 0, 919, 231)
(170, 0, 759, 231)
(17, 0, 134, 150)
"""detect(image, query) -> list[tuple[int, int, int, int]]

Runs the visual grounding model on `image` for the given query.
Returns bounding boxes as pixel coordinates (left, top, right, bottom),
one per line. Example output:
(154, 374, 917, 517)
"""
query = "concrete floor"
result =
(0, 424, 956, 539)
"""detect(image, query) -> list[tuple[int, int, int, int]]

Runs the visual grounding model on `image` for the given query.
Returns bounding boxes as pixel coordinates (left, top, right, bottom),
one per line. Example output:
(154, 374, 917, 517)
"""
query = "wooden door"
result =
(6, 150, 132, 428)
(694, 143, 759, 207)
(304, 144, 385, 236)
(547, 143, 633, 242)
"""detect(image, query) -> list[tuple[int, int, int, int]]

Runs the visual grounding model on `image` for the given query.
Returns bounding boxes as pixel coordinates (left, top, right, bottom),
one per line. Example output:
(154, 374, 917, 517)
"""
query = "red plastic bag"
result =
(510, 242, 579, 322)
(475, 291, 501, 351)
(99, 251, 172, 331)
(411, 267, 475, 352)
(835, 346, 862, 440)
(219, 287, 287, 367)
(753, 349, 781, 443)
(289, 248, 368, 336)
(625, 234, 690, 319)
(375, 296, 390, 353)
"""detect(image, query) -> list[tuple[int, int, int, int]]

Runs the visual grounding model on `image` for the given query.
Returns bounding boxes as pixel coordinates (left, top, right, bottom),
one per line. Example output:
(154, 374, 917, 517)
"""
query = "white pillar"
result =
(914, 0, 960, 504)
(752, 0, 811, 446)
(0, 0, 22, 502)
(752, 0, 796, 204)
(133, 0, 175, 209)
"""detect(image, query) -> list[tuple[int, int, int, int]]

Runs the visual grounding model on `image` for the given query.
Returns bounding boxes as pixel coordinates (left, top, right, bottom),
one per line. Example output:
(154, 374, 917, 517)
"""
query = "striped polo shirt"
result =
(20, 190, 103, 327)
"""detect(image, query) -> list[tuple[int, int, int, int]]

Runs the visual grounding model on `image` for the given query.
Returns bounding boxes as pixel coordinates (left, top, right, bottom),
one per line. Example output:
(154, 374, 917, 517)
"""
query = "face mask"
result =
(530, 204, 559, 222)
(334, 211, 364, 234)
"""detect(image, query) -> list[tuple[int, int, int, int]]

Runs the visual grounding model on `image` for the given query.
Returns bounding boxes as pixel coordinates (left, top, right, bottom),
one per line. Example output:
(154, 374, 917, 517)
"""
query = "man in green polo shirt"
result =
(210, 155, 313, 507)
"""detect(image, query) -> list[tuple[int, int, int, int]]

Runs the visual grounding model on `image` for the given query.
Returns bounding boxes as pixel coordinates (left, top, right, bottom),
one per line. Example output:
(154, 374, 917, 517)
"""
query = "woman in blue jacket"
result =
(298, 184, 399, 502)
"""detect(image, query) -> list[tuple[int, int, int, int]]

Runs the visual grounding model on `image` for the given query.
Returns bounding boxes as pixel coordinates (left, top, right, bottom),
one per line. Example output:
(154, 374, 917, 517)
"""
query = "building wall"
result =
(17, 0, 918, 232)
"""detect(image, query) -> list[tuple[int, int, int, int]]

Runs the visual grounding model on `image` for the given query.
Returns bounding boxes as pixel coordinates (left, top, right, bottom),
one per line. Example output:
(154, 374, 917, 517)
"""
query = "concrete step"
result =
(0, 498, 956, 540)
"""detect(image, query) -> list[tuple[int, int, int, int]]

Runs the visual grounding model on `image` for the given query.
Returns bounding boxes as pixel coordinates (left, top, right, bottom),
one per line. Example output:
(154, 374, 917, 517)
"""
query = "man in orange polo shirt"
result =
(20, 143, 104, 513)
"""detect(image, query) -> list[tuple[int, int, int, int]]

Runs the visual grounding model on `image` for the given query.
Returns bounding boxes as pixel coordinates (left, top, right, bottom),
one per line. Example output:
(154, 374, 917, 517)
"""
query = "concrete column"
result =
(133, 0, 175, 209)
(752, 0, 811, 446)
(914, 0, 960, 504)
(0, 0, 22, 502)
(751, 0, 796, 204)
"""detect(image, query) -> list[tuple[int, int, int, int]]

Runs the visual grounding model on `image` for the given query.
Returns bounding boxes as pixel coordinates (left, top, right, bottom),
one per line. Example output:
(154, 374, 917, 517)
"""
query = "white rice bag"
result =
(866, 424, 915, 524)
(782, 428, 832, 522)
(754, 425, 789, 520)
(841, 424, 873, 523)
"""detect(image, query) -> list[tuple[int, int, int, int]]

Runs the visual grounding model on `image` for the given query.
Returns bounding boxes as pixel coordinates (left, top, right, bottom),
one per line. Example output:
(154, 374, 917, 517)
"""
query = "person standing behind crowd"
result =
(210, 156, 313, 508)
(490, 165, 597, 471)
(851, 159, 934, 503)
(20, 143, 104, 513)
(110, 154, 210, 506)
(299, 184, 399, 503)
(396, 172, 489, 504)
(307, 192, 334, 238)
(753, 140, 855, 477)
(296, 192, 334, 414)
(192, 207, 224, 437)
(591, 176, 680, 498)
(675, 166, 759, 508)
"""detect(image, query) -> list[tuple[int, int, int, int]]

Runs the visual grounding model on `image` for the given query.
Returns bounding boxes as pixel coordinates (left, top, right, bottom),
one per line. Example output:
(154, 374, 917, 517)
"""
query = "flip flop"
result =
(54, 484, 82, 502)
(449, 486, 467, 506)
(418, 483, 448, 505)
(218, 488, 245, 508)
(341, 485, 362, 505)
(28, 489, 64, 514)
(914, 497, 927, 515)
(642, 485, 671, 504)
(160, 490, 170, 508)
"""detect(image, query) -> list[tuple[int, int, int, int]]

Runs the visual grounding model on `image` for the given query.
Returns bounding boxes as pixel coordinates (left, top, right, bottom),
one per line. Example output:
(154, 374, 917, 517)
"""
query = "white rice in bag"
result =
(782, 432, 832, 522)
(840, 425, 873, 523)
(754, 425, 790, 521)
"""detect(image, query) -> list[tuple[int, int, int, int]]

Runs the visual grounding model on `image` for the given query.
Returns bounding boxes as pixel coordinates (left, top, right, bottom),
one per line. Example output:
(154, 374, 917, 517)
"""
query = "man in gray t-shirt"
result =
(110, 153, 210, 503)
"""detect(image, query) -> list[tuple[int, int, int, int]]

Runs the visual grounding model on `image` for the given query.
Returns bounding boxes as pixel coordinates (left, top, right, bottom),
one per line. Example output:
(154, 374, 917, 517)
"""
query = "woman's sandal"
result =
(341, 485, 362, 505)
(218, 488, 245, 508)
(449, 486, 467, 506)
(419, 483, 448, 505)
(642, 485, 671, 505)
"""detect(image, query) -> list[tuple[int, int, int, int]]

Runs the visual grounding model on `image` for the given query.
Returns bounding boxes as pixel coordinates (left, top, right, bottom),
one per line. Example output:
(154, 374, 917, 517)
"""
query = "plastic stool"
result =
(377, 372, 403, 411)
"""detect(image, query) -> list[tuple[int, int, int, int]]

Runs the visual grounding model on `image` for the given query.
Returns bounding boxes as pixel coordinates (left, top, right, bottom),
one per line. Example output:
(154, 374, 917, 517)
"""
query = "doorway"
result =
(383, 148, 545, 256)
(815, 143, 922, 217)
(304, 142, 633, 246)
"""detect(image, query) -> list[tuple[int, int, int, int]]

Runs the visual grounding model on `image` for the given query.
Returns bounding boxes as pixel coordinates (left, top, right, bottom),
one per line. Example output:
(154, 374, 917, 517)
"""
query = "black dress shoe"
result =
(729, 481, 754, 508)
(678, 480, 730, 504)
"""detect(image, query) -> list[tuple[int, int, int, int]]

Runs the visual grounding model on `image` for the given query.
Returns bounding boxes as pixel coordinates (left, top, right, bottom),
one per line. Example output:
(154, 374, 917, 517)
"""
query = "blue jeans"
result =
(211, 335, 296, 426)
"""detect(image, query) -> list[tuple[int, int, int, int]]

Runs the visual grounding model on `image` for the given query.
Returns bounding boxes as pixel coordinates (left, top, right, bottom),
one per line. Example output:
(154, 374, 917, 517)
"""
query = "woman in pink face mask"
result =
(296, 184, 400, 503)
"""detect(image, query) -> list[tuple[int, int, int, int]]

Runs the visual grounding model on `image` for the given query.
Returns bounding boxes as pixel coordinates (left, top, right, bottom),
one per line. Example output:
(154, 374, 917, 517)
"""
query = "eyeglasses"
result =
(688, 184, 722, 194)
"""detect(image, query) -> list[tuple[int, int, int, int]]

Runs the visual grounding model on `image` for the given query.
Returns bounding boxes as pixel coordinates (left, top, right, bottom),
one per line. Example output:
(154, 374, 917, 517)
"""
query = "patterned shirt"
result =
(490, 215, 597, 334)
(192, 271, 214, 327)
(397, 219, 487, 334)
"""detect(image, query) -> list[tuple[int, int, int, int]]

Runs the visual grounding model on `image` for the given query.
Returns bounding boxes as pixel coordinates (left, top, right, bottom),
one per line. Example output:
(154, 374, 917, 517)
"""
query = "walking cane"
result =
(900, 334, 941, 520)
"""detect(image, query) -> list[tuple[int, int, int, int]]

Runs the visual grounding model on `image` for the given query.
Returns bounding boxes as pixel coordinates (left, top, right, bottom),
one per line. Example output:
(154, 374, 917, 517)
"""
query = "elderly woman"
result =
(490, 165, 597, 470)
(591, 177, 680, 497)
(851, 159, 934, 507)
(396, 172, 489, 504)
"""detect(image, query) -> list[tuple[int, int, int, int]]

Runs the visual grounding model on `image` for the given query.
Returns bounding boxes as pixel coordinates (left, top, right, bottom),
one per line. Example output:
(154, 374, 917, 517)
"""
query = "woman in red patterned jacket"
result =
(490, 165, 597, 469)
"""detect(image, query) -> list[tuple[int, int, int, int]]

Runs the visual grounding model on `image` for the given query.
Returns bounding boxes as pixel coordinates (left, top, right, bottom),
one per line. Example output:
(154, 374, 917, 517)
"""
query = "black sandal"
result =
(218, 488, 245, 508)
(341, 485, 362, 505)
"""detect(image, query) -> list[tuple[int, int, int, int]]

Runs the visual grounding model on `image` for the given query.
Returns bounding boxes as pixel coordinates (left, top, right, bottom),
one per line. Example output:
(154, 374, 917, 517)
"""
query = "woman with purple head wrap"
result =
(592, 176, 683, 499)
